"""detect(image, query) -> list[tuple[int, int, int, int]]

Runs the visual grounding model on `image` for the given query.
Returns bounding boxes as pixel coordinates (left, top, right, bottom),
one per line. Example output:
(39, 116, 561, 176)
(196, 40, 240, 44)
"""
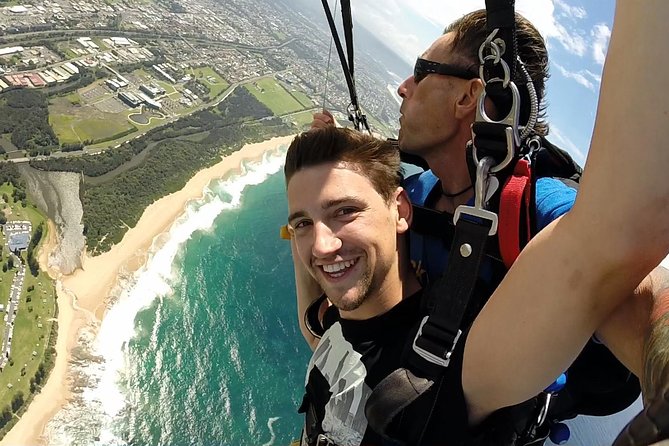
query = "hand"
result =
(310, 109, 337, 130)
(612, 388, 669, 446)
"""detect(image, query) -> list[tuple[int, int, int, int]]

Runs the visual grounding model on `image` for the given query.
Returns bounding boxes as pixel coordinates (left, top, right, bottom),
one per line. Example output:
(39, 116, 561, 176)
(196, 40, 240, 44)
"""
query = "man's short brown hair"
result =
(284, 127, 401, 203)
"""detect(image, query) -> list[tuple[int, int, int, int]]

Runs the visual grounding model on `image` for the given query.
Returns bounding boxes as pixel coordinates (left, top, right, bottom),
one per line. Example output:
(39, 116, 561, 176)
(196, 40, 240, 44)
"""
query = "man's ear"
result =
(395, 187, 412, 234)
(454, 78, 484, 120)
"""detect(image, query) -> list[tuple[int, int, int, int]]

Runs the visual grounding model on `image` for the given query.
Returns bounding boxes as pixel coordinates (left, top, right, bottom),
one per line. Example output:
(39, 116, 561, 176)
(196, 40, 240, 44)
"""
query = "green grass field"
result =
(245, 77, 304, 115)
(50, 113, 136, 144)
(289, 110, 318, 130)
(191, 67, 229, 99)
(0, 185, 56, 433)
(288, 89, 315, 108)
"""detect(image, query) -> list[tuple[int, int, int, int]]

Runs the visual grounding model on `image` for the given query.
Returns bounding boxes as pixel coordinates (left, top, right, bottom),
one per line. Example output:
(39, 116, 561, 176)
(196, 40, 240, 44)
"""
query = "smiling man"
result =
(285, 128, 427, 445)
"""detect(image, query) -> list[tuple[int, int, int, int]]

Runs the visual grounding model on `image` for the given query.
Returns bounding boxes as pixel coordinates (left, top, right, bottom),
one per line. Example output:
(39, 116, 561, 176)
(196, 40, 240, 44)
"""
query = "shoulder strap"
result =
(499, 159, 531, 268)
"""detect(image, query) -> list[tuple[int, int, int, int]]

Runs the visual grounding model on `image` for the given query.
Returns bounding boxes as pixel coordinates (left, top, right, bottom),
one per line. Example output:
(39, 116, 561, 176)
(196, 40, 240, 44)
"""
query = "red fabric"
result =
(499, 159, 531, 269)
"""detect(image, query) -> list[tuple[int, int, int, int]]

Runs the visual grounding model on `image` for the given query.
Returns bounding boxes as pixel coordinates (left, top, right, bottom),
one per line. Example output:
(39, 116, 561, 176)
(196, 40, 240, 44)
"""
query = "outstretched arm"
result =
(290, 237, 324, 350)
(463, 0, 669, 423)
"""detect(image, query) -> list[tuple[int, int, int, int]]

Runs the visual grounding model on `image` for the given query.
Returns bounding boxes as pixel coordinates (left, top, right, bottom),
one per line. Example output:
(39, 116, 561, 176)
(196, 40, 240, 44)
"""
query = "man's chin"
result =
(328, 291, 365, 313)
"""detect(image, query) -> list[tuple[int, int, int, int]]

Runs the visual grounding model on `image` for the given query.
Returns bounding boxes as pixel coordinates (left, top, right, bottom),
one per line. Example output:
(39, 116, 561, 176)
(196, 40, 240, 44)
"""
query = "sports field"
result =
(289, 89, 315, 108)
(191, 67, 229, 99)
(245, 77, 304, 115)
(50, 112, 136, 144)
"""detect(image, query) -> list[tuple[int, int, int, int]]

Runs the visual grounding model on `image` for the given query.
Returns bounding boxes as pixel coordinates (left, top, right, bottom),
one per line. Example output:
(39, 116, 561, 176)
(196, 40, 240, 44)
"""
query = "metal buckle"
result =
(453, 156, 499, 236)
(412, 316, 462, 368)
(453, 206, 498, 236)
(472, 79, 521, 173)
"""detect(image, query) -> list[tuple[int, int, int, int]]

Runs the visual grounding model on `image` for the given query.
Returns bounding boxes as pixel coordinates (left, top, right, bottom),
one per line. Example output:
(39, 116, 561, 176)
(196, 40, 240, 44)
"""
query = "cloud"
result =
(554, 0, 587, 20)
(349, 0, 560, 64)
(549, 124, 587, 165)
(591, 24, 611, 65)
(551, 21, 588, 56)
(553, 62, 597, 91)
(350, 0, 611, 69)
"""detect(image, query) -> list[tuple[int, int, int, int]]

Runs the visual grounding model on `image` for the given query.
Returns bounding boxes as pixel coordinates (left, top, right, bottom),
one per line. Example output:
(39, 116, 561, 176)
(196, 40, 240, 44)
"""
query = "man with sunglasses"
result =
(305, 8, 669, 445)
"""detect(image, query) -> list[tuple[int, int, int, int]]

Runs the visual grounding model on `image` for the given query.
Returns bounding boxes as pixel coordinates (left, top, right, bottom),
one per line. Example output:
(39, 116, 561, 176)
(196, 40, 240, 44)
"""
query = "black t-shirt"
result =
(301, 291, 469, 446)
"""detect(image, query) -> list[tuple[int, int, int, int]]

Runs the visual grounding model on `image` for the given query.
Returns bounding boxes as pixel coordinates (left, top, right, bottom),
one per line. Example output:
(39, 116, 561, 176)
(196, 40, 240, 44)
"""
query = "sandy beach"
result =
(0, 134, 295, 446)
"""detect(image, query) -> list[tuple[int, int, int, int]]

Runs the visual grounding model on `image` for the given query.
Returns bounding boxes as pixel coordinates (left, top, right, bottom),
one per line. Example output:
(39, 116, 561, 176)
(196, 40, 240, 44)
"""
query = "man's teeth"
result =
(323, 259, 356, 274)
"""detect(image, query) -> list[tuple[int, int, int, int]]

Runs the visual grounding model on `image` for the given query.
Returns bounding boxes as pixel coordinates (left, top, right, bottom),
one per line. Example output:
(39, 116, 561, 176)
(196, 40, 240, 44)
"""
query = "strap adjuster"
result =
(316, 434, 336, 446)
(412, 316, 462, 368)
(453, 206, 498, 236)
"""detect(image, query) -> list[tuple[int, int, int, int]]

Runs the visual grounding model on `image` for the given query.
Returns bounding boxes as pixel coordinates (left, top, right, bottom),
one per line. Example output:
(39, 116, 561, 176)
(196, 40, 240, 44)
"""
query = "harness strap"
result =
(412, 218, 491, 366)
(366, 216, 492, 444)
(499, 159, 531, 269)
(483, 0, 518, 116)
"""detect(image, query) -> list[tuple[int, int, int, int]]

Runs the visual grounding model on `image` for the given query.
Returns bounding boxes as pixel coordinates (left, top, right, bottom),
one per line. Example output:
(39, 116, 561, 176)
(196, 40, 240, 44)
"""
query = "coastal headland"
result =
(0, 134, 295, 446)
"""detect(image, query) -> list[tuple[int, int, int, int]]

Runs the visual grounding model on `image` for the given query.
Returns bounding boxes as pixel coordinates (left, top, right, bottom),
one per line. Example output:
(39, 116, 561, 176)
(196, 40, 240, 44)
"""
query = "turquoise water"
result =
(40, 149, 312, 446)
(121, 169, 310, 445)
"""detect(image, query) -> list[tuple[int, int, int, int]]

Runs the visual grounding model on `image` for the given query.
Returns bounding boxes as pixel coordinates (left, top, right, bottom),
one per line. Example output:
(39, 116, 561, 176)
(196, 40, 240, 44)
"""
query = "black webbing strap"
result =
(320, 0, 358, 108)
(340, 0, 354, 81)
(485, 0, 517, 77)
(471, 121, 515, 166)
(482, 0, 518, 119)
(411, 217, 492, 369)
(365, 215, 493, 443)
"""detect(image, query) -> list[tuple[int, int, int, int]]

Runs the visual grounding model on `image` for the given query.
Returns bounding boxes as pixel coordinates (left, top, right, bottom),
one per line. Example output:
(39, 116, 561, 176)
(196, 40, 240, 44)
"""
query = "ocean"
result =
(45, 144, 311, 445)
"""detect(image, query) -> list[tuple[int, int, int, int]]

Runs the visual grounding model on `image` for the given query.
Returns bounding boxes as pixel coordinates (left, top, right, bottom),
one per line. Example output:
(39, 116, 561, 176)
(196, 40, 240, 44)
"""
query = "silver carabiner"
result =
(471, 79, 521, 173)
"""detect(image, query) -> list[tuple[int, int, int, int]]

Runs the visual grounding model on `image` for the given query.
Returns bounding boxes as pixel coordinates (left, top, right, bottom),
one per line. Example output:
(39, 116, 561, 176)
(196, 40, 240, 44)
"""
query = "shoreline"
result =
(0, 134, 295, 446)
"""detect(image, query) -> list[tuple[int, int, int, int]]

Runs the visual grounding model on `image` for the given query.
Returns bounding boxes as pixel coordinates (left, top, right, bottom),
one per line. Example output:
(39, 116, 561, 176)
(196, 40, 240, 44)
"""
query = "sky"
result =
(348, 0, 616, 165)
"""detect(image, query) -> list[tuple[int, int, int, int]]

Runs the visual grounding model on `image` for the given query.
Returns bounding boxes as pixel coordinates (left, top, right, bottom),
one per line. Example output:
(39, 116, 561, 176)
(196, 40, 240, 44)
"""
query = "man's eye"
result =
(293, 220, 312, 230)
(336, 207, 359, 217)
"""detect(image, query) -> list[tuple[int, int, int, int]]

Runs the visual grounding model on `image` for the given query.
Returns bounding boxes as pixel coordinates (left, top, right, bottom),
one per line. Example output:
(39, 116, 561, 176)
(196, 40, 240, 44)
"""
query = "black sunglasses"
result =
(413, 58, 478, 83)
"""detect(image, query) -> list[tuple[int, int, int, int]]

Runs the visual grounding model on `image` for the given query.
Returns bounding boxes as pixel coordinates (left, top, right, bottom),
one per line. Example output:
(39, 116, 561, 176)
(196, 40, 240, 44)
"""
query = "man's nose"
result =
(397, 76, 413, 99)
(312, 222, 342, 258)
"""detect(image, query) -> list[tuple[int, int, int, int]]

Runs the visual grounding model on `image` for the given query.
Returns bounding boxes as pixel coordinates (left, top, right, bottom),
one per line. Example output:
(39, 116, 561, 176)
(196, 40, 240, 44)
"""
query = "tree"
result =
(11, 392, 24, 413)
(0, 406, 12, 428)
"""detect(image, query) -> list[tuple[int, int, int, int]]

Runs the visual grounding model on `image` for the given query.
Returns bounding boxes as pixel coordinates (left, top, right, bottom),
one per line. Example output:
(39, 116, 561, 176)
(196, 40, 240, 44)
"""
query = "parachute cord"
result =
(322, 0, 339, 111)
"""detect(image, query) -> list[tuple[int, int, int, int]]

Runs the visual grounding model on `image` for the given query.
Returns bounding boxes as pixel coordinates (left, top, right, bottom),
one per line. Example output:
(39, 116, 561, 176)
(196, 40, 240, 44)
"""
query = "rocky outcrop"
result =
(17, 165, 85, 275)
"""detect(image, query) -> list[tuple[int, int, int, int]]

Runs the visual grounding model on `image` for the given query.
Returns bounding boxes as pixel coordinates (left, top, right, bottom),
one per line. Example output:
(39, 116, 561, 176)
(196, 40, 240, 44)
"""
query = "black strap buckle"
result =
(412, 316, 462, 367)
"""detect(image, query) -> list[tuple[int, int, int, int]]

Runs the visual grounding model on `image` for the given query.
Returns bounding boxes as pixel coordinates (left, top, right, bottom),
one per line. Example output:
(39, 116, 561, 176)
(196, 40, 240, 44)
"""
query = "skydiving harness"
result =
(319, 0, 370, 133)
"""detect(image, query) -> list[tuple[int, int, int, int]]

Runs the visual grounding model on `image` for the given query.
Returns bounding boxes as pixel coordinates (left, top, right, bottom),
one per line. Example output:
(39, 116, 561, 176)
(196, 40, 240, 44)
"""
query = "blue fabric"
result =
(403, 170, 577, 283)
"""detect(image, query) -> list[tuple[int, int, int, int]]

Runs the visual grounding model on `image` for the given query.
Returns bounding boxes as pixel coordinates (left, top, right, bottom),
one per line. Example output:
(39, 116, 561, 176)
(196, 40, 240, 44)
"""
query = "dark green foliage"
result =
(27, 223, 44, 277)
(82, 120, 291, 252)
(61, 143, 84, 152)
(0, 407, 12, 429)
(10, 393, 24, 413)
(0, 90, 58, 152)
(78, 90, 290, 252)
